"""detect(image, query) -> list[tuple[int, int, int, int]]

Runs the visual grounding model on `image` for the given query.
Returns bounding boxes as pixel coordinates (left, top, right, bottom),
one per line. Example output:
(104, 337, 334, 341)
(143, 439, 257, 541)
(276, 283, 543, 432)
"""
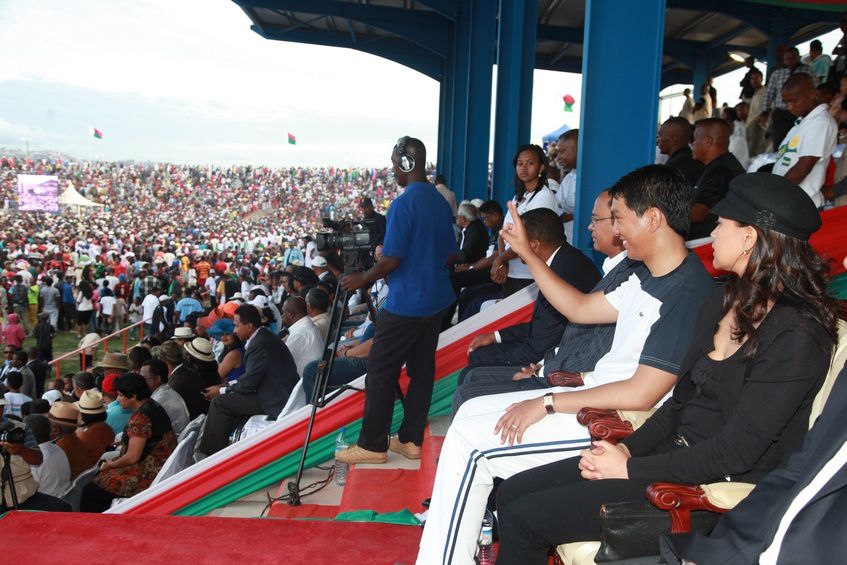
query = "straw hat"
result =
(96, 352, 131, 371)
(73, 389, 107, 415)
(184, 337, 215, 362)
(173, 327, 195, 340)
(47, 401, 80, 427)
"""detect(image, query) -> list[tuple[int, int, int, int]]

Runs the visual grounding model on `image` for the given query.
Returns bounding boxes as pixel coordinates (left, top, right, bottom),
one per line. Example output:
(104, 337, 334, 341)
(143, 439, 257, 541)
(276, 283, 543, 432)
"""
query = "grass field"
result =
(26, 328, 142, 378)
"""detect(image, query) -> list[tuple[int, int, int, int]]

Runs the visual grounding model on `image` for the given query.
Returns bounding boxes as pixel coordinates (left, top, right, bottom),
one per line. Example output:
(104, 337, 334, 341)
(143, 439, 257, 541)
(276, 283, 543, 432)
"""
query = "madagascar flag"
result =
(90, 127, 103, 139)
(287, 132, 296, 145)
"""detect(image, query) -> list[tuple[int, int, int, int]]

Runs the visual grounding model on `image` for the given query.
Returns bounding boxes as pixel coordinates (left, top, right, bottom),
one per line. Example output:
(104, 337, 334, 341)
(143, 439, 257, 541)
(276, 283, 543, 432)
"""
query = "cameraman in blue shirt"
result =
(337, 136, 457, 464)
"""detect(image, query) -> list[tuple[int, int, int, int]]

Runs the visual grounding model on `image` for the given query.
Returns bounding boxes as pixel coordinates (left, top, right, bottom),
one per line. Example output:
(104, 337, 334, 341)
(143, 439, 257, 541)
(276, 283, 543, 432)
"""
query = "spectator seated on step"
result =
(140, 358, 189, 435)
(25, 413, 70, 498)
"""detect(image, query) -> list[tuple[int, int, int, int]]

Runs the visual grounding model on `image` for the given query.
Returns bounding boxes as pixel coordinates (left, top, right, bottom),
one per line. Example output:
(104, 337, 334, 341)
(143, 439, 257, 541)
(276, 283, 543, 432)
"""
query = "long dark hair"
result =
(723, 226, 838, 359)
(513, 144, 548, 202)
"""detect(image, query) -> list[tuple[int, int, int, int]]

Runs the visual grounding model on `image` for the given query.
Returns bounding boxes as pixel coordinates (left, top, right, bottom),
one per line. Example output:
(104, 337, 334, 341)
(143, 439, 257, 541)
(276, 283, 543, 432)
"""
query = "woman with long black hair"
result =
(490, 144, 559, 297)
(493, 174, 837, 563)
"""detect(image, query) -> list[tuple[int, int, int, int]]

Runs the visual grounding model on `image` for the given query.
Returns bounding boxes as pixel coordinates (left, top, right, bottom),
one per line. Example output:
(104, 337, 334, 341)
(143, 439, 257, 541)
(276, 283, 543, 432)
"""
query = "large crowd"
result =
(0, 20, 846, 565)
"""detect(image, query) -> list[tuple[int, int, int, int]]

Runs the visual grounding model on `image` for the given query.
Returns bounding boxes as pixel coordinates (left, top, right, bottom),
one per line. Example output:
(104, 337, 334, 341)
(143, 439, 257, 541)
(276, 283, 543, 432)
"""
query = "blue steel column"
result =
(437, 47, 454, 183)
(692, 51, 710, 104)
(492, 0, 538, 206)
(573, 0, 666, 255)
(766, 8, 788, 77)
(448, 0, 496, 201)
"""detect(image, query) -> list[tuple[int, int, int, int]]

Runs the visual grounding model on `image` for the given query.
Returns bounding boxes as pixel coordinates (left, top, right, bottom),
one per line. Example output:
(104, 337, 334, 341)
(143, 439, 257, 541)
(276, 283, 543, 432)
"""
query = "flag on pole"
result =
(562, 94, 576, 112)
(89, 126, 103, 139)
(287, 132, 296, 145)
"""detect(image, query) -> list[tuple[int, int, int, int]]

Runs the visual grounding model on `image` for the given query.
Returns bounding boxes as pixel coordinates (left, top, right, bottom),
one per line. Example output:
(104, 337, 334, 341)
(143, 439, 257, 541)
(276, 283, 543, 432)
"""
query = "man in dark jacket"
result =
(461, 207, 599, 372)
(453, 202, 489, 266)
(198, 304, 299, 455)
(657, 117, 704, 187)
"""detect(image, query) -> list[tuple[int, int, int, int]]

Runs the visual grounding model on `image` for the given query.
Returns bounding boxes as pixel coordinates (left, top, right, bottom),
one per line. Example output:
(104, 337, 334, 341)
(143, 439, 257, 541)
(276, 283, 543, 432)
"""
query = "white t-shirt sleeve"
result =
(603, 273, 638, 313)
(525, 188, 559, 213)
(795, 128, 828, 159)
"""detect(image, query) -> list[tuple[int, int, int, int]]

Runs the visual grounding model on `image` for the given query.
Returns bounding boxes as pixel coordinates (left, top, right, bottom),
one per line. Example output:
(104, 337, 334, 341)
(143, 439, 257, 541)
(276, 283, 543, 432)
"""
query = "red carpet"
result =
(0, 511, 423, 565)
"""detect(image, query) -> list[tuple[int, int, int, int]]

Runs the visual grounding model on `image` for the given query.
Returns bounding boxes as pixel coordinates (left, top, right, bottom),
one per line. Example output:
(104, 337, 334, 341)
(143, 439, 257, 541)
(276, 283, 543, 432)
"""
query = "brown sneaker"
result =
(335, 444, 388, 465)
(388, 436, 421, 460)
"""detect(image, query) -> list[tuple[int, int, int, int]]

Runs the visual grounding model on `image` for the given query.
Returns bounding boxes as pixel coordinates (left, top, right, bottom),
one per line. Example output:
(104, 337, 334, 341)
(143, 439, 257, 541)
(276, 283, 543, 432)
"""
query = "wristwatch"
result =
(542, 393, 555, 415)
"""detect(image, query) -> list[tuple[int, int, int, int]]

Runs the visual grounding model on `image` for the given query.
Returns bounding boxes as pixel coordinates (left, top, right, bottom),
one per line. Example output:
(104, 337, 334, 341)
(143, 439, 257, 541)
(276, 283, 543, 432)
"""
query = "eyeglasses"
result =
(4, 351, 13, 355)
(589, 216, 613, 226)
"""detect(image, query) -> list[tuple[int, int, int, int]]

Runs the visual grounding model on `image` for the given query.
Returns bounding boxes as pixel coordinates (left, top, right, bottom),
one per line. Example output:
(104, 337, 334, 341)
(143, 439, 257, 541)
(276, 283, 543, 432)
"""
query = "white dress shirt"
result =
(284, 316, 324, 377)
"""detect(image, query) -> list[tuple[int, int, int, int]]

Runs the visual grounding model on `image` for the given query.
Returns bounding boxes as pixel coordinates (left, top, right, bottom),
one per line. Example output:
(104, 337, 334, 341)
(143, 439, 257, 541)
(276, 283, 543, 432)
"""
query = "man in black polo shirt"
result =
(657, 117, 703, 187)
(688, 118, 745, 240)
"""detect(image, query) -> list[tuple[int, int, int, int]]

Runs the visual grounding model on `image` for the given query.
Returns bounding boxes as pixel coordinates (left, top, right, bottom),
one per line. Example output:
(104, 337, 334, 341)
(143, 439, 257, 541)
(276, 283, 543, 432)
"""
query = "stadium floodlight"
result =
(729, 50, 751, 63)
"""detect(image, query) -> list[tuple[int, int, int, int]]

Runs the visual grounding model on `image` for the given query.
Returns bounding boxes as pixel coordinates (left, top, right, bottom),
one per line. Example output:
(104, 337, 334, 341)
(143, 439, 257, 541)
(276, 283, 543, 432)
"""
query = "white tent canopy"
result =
(59, 181, 104, 211)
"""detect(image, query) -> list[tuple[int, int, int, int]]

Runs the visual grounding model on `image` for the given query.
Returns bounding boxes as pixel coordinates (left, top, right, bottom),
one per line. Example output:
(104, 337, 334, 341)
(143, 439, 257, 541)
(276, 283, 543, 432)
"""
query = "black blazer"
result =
(662, 360, 847, 565)
(498, 243, 600, 362)
(623, 289, 832, 485)
(230, 327, 299, 419)
(454, 219, 489, 265)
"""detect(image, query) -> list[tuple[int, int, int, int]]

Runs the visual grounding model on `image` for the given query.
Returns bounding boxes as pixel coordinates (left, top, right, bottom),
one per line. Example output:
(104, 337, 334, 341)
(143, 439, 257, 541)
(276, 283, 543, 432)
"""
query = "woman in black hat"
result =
(492, 174, 838, 564)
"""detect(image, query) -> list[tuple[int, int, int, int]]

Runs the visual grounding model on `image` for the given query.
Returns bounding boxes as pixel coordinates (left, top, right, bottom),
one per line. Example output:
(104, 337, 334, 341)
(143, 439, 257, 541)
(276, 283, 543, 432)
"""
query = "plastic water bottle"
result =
(334, 428, 349, 486)
(476, 509, 494, 564)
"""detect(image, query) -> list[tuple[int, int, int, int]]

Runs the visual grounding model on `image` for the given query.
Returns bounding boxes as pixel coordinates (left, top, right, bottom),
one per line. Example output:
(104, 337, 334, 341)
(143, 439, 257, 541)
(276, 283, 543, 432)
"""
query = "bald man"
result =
(657, 117, 704, 187)
(772, 73, 838, 208)
(689, 118, 745, 240)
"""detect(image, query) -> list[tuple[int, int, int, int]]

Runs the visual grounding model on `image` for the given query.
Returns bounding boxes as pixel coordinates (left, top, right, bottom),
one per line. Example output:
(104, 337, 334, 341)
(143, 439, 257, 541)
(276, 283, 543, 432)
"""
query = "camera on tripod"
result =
(0, 421, 25, 445)
(317, 218, 378, 274)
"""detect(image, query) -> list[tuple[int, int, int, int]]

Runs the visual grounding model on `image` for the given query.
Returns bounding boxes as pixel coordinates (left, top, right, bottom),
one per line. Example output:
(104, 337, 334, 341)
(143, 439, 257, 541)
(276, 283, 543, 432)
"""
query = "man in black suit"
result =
(198, 304, 299, 455)
(661, 362, 847, 565)
(462, 207, 600, 372)
(453, 202, 489, 266)
(657, 117, 704, 188)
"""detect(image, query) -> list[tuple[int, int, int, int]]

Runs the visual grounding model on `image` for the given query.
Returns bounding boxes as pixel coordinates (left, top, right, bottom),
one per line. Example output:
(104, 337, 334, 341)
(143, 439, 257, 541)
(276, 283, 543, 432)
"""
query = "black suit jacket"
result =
(665, 146, 704, 188)
(230, 327, 299, 419)
(662, 359, 847, 565)
(497, 243, 600, 362)
(454, 219, 489, 265)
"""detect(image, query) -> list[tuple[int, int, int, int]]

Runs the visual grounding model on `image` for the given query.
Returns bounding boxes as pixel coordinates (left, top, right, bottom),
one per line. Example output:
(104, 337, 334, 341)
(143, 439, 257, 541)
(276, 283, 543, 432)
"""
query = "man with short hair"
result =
(38, 276, 60, 332)
(461, 207, 599, 374)
(689, 118, 745, 240)
(772, 73, 838, 208)
(434, 174, 458, 218)
(418, 165, 715, 564)
(358, 197, 387, 245)
(8, 275, 29, 334)
(764, 46, 817, 150)
(555, 129, 579, 243)
(281, 296, 324, 377)
(140, 358, 189, 434)
(337, 137, 456, 465)
(141, 287, 161, 337)
(453, 202, 488, 266)
(805, 39, 832, 84)
(305, 287, 330, 343)
(11, 350, 36, 400)
(175, 288, 203, 325)
(25, 346, 48, 399)
(657, 117, 704, 187)
(199, 304, 299, 456)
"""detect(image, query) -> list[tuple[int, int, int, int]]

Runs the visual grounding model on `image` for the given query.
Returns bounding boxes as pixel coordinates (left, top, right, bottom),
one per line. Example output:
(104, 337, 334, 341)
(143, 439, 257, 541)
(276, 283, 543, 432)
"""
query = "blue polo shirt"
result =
(382, 181, 457, 317)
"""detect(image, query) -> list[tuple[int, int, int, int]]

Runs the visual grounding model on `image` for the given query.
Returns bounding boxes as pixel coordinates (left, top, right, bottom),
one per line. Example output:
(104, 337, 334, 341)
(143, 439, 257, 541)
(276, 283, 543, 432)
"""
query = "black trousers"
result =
(80, 481, 118, 513)
(2, 491, 72, 513)
(495, 456, 652, 564)
(458, 282, 501, 322)
(357, 308, 445, 451)
(198, 392, 265, 455)
(770, 108, 795, 152)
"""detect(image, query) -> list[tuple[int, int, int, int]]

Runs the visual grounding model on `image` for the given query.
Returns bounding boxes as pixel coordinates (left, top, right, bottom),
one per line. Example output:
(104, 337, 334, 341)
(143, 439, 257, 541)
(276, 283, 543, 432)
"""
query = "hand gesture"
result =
(493, 396, 547, 445)
(500, 201, 533, 261)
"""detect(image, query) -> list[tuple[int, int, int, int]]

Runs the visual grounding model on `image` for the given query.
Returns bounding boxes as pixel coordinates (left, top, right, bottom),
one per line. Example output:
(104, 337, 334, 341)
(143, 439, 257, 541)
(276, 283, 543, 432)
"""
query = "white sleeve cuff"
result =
(494, 331, 502, 343)
(220, 386, 227, 394)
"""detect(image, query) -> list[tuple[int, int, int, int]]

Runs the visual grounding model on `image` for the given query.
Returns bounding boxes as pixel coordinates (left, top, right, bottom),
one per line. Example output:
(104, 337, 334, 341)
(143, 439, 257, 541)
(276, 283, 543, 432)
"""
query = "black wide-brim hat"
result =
(711, 173, 821, 241)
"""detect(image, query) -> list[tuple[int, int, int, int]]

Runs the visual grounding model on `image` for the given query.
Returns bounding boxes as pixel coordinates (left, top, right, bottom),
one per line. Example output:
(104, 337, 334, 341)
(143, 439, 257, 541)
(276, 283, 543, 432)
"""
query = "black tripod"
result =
(0, 447, 20, 511)
(287, 248, 397, 506)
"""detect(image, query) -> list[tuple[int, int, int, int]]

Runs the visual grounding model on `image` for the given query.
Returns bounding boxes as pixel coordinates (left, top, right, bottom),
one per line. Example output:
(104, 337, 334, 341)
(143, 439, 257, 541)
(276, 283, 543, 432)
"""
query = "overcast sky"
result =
(0, 1, 836, 167)
(0, 0, 582, 167)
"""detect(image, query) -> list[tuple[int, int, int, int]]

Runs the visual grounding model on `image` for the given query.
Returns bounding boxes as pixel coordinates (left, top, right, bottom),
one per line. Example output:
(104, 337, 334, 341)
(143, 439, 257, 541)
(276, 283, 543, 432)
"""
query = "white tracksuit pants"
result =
(416, 386, 595, 565)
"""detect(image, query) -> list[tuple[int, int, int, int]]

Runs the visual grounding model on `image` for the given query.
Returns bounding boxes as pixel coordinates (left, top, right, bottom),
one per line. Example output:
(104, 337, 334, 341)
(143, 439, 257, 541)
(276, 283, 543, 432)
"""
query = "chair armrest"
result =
(576, 407, 634, 443)
(647, 481, 753, 533)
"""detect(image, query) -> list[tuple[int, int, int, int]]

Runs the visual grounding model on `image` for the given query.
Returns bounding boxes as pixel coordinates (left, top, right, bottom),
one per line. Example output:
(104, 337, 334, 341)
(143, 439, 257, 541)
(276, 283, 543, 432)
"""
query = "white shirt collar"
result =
(602, 250, 628, 275)
(545, 246, 562, 267)
(245, 327, 262, 350)
(797, 103, 827, 125)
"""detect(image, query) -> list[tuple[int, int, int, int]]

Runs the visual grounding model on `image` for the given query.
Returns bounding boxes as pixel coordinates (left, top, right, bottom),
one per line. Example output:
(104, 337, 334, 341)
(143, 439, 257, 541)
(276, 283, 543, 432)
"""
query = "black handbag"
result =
(594, 501, 720, 562)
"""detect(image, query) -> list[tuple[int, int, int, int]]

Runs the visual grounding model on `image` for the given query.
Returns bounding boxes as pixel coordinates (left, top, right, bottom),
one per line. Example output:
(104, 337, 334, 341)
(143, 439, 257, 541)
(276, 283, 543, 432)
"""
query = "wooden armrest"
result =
(576, 407, 617, 426)
(576, 407, 635, 443)
(647, 482, 744, 533)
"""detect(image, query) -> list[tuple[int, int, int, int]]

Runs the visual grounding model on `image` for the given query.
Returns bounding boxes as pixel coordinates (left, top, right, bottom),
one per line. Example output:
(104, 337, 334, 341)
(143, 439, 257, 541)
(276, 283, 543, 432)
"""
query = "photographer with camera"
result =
(336, 137, 457, 465)
(0, 398, 70, 511)
(357, 198, 386, 246)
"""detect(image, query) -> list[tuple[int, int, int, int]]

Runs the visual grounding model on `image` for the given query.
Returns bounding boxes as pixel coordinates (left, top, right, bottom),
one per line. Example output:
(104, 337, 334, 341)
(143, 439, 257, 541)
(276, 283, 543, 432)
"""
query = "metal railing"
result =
(49, 318, 150, 375)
